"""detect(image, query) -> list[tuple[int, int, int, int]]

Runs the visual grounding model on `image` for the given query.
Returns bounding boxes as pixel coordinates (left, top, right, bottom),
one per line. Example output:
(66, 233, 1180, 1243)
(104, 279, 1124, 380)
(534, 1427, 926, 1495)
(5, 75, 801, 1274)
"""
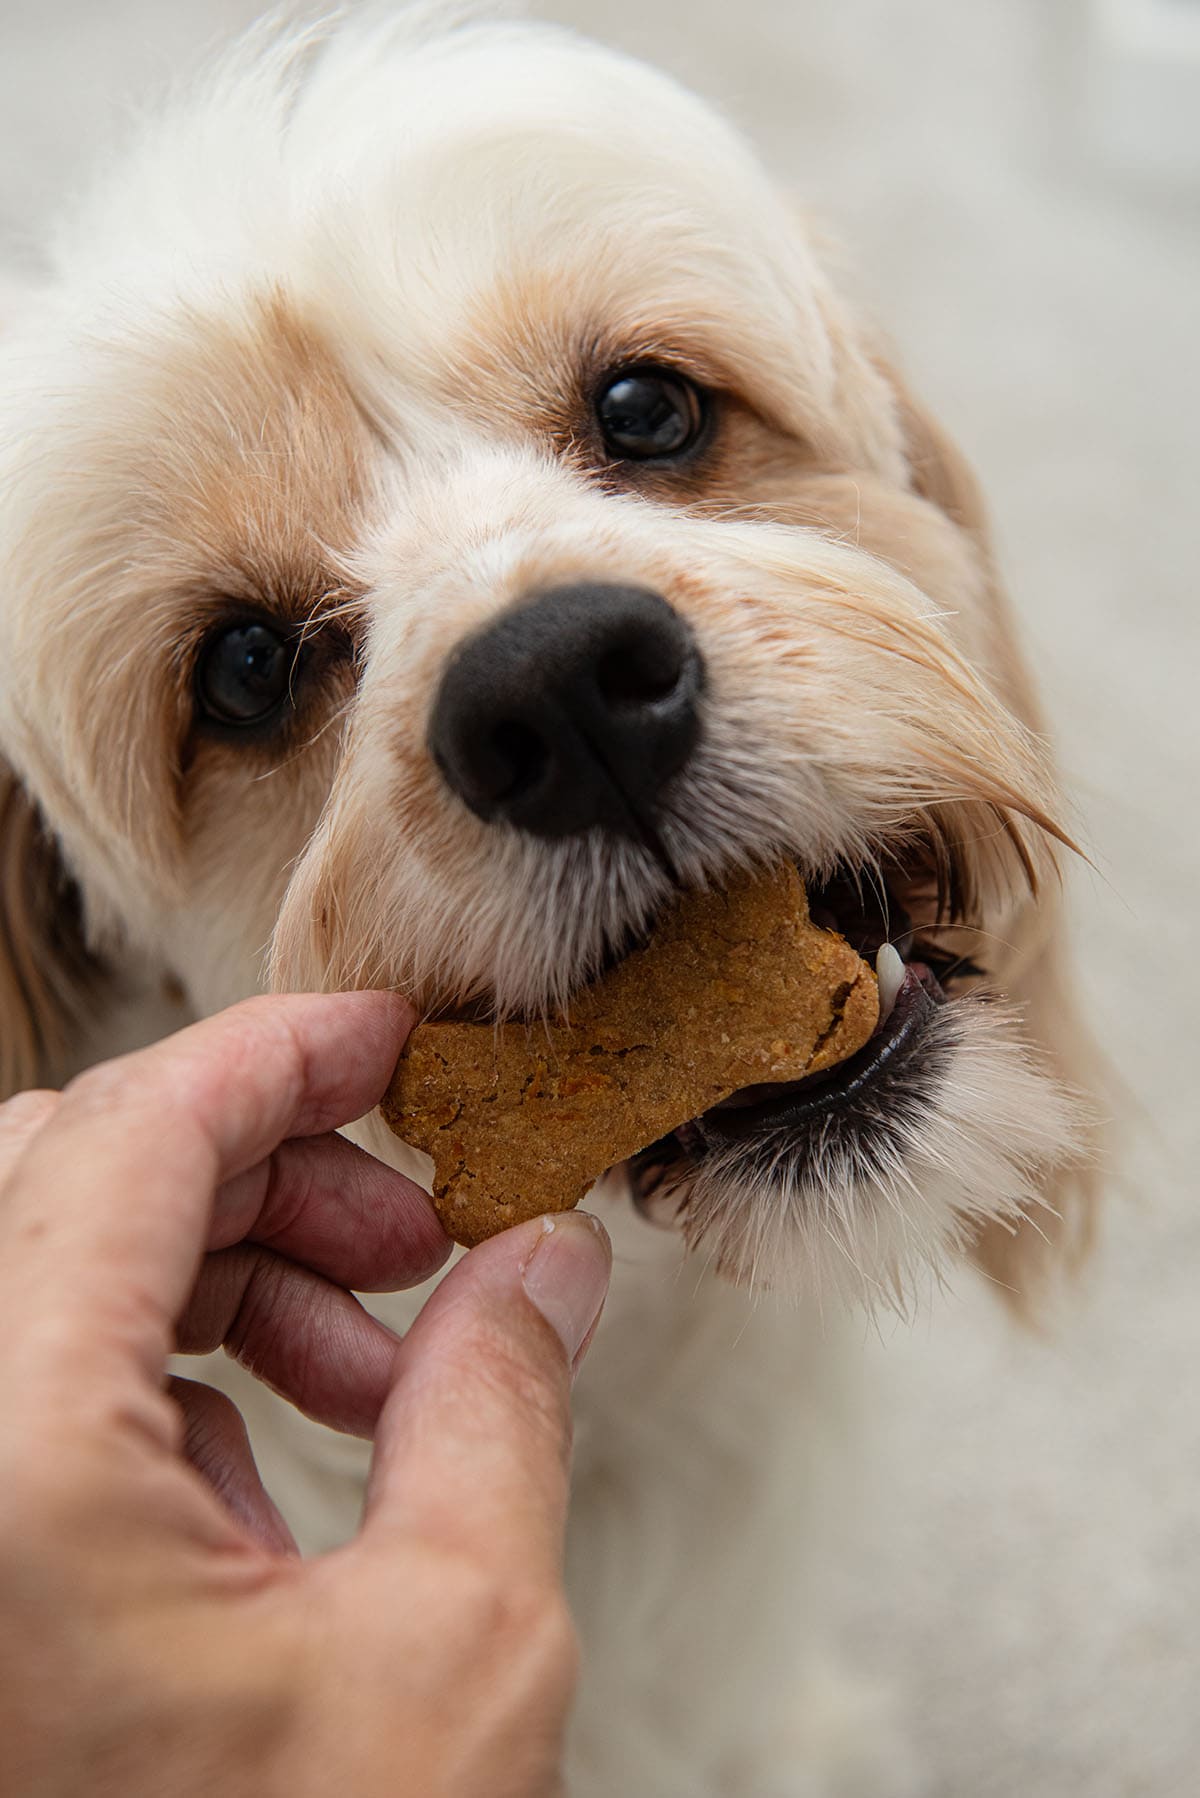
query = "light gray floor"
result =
(2, 3, 1196, 1793)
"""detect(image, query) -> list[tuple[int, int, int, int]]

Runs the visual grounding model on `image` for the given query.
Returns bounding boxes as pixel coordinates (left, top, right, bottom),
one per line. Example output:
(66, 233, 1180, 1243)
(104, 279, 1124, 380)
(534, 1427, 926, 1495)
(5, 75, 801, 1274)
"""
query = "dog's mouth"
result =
(698, 959, 945, 1140)
(628, 856, 987, 1208)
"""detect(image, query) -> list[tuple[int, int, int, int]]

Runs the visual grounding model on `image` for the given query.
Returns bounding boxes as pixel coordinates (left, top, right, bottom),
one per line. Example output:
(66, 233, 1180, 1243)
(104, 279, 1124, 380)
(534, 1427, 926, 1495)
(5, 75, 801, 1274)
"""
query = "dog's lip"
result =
(689, 961, 946, 1143)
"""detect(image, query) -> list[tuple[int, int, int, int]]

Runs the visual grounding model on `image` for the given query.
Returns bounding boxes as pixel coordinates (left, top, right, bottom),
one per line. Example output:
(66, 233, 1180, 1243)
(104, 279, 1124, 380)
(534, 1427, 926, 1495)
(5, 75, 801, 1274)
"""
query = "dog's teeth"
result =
(875, 943, 906, 1022)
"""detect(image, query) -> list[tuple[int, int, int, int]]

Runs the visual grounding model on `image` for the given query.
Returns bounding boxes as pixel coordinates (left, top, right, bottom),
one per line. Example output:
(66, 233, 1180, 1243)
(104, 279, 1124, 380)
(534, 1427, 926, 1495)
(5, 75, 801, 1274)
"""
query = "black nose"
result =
(428, 583, 704, 839)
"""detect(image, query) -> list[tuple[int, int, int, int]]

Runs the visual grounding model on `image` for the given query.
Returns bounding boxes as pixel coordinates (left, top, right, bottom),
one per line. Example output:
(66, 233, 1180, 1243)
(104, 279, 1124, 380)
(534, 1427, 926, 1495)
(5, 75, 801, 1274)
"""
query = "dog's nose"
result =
(428, 583, 704, 838)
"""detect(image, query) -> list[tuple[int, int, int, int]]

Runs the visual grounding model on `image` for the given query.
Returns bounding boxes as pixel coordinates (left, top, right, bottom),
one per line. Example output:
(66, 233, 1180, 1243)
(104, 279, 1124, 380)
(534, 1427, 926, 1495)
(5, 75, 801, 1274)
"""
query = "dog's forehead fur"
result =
(33, 18, 902, 476)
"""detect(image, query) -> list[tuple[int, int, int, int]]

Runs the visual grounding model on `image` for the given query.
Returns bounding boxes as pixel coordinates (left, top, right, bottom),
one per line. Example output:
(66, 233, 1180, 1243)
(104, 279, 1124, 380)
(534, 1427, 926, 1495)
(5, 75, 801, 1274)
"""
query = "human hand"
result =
(0, 993, 611, 1797)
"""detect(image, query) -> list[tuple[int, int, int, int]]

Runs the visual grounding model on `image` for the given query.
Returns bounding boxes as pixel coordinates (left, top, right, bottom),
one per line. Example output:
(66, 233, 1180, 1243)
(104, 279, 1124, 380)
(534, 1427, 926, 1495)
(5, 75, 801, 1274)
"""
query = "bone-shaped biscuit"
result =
(381, 863, 878, 1246)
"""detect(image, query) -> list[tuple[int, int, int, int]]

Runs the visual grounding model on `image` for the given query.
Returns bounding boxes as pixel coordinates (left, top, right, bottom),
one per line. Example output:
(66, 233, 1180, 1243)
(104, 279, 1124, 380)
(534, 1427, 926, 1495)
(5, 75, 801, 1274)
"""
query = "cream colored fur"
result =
(0, 10, 1095, 1792)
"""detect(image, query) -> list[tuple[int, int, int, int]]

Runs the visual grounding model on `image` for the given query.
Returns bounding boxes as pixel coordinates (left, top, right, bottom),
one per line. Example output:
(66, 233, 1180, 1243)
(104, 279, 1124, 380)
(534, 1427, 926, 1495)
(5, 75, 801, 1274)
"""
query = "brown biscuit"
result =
(381, 864, 878, 1246)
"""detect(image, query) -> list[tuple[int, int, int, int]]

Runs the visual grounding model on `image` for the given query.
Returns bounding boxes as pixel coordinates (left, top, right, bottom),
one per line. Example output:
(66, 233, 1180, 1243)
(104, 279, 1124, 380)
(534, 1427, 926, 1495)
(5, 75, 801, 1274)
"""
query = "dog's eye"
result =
(195, 621, 295, 727)
(595, 367, 706, 460)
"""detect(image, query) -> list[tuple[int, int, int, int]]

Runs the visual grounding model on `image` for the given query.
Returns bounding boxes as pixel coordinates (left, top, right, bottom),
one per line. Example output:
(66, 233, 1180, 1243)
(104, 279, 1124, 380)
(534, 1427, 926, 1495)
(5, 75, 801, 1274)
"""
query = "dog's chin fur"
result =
(645, 996, 1086, 1308)
(0, 12, 1100, 1781)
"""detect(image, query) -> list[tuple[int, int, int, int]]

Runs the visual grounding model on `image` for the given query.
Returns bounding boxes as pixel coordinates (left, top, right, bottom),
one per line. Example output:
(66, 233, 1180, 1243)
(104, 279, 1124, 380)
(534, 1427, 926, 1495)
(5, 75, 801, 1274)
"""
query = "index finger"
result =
(0, 991, 412, 1386)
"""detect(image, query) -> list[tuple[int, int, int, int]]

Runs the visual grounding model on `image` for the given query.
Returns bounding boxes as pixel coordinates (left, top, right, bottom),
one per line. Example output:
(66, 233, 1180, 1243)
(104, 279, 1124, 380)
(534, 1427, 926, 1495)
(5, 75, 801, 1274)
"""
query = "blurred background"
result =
(1, 2, 1196, 1792)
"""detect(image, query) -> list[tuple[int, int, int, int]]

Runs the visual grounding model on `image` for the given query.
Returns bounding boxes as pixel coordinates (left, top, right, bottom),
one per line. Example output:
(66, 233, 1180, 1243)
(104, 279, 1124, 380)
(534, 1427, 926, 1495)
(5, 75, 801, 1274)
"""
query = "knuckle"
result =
(176, 1245, 254, 1355)
(61, 1057, 136, 1114)
(224, 1253, 307, 1379)
(224, 1255, 284, 1356)
(435, 1556, 577, 1685)
(520, 1588, 580, 1686)
(254, 1139, 319, 1246)
(490, 1582, 580, 1710)
(170, 1374, 240, 1454)
(0, 1088, 59, 1134)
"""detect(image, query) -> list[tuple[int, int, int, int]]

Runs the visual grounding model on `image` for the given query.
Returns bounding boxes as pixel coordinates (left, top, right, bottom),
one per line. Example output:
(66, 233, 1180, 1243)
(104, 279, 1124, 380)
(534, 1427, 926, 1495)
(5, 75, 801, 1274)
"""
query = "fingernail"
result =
(521, 1212, 612, 1367)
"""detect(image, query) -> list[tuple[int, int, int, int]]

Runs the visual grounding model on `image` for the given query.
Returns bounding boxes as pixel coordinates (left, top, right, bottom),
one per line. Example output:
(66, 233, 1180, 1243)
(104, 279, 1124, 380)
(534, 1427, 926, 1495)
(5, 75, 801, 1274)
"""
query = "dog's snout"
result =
(428, 583, 704, 838)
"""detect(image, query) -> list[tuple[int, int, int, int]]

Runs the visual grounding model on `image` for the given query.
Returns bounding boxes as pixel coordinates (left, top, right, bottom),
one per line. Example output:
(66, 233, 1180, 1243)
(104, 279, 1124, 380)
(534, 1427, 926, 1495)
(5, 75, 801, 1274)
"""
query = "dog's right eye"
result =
(195, 621, 295, 727)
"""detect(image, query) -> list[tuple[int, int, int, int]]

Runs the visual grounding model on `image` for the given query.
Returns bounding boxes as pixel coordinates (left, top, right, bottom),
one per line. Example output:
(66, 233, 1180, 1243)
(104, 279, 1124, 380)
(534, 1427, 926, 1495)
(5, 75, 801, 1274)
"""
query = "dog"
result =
(0, 9, 1096, 1792)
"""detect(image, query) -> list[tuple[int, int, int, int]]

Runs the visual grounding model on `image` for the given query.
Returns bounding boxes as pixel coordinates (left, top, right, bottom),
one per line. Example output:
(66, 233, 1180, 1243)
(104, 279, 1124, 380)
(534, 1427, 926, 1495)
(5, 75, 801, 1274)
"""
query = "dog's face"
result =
(0, 18, 1092, 1300)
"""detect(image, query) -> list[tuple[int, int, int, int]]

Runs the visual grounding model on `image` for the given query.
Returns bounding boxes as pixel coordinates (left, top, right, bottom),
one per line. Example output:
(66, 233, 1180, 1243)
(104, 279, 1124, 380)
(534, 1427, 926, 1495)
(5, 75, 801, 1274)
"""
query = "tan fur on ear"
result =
(885, 359, 1104, 1307)
(971, 940, 1104, 1318)
(885, 357, 1050, 733)
(0, 282, 97, 1095)
(0, 756, 101, 1095)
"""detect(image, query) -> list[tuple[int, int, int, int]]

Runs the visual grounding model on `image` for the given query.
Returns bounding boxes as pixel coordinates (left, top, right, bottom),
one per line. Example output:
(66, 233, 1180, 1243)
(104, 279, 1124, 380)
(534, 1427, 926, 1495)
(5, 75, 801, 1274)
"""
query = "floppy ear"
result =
(0, 756, 102, 1096)
(0, 278, 109, 1095)
(973, 941, 1104, 1313)
(885, 361, 1052, 730)
(885, 361, 1104, 1307)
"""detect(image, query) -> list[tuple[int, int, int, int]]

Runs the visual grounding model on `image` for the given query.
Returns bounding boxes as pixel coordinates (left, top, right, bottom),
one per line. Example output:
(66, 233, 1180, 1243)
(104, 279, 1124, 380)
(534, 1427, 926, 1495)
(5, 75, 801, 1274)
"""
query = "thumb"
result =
(357, 1211, 611, 1581)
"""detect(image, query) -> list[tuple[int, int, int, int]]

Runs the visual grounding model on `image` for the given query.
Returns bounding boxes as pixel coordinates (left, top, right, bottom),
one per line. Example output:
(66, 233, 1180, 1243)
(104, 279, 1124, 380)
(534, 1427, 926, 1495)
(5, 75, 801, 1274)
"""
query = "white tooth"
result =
(875, 943, 906, 1022)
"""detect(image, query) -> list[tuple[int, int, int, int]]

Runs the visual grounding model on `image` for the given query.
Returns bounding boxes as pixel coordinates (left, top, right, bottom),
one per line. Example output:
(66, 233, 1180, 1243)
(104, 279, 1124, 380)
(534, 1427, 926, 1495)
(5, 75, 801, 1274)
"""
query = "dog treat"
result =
(381, 864, 878, 1246)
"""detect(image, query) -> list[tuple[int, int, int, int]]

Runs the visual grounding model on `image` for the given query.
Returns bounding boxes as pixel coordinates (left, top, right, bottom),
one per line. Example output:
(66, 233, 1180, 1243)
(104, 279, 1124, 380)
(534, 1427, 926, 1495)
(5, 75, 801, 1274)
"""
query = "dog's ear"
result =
(974, 939, 1104, 1316)
(884, 359, 1103, 1310)
(884, 359, 1053, 730)
(888, 366, 987, 533)
(0, 756, 100, 1095)
(0, 278, 106, 1095)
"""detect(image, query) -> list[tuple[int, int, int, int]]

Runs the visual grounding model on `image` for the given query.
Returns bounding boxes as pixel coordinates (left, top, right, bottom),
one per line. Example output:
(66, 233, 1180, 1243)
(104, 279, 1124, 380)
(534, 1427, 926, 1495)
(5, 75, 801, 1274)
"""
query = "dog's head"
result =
(0, 15, 1094, 1304)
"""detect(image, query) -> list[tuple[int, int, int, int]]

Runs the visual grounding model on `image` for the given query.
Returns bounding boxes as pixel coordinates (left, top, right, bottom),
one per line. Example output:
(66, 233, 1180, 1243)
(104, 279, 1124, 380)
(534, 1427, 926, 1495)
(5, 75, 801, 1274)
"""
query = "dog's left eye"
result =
(595, 366, 706, 460)
(195, 620, 296, 727)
